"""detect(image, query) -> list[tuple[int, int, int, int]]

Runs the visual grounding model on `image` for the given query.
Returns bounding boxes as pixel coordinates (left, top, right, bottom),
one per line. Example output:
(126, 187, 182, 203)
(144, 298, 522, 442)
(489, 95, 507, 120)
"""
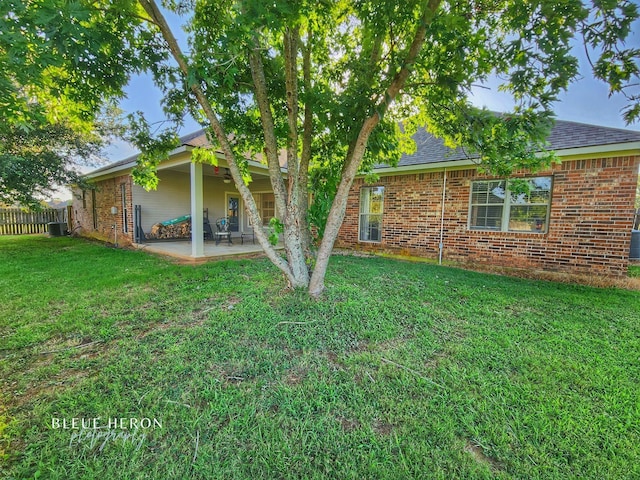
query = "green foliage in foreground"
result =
(1, 236, 639, 479)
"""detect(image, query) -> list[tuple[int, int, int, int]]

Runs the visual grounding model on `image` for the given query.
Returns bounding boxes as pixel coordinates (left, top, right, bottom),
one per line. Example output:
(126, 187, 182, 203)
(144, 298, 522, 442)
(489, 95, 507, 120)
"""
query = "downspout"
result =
(438, 168, 447, 265)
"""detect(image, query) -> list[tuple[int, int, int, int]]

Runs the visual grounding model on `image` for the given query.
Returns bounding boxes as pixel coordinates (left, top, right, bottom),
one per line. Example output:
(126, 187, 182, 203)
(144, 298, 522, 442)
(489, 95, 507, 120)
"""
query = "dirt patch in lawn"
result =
(337, 416, 361, 432)
(8, 368, 96, 410)
(464, 440, 503, 471)
(465, 264, 640, 291)
(372, 420, 395, 436)
(283, 367, 307, 386)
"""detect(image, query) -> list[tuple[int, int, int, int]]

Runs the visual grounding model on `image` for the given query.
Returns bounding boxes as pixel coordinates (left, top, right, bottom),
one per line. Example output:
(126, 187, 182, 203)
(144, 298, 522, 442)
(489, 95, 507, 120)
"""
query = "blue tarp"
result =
(160, 214, 191, 226)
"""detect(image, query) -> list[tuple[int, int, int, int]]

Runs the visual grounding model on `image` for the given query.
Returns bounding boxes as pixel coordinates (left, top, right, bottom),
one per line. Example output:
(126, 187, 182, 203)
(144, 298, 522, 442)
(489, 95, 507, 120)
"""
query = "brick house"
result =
(75, 119, 640, 275)
(336, 120, 640, 276)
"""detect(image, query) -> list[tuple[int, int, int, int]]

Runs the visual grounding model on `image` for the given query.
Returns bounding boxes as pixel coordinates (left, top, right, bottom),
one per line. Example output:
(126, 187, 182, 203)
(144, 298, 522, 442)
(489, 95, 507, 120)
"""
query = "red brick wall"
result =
(336, 155, 640, 276)
(71, 175, 134, 245)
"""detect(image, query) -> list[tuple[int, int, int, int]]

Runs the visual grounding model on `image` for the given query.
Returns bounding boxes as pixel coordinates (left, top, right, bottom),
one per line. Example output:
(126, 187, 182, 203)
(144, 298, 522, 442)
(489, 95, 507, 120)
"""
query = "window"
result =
(260, 193, 275, 226)
(227, 195, 240, 232)
(91, 190, 98, 230)
(120, 184, 128, 233)
(469, 177, 552, 233)
(359, 186, 384, 242)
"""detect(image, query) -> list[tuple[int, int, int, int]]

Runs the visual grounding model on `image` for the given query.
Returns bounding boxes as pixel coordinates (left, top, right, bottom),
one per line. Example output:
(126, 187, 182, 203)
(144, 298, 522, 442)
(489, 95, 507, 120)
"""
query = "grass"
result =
(1, 235, 639, 479)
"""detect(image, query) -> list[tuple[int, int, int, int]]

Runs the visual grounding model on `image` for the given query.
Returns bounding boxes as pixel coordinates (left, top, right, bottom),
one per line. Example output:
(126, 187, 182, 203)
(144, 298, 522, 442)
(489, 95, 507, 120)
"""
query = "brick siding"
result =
(337, 155, 640, 277)
(71, 175, 134, 245)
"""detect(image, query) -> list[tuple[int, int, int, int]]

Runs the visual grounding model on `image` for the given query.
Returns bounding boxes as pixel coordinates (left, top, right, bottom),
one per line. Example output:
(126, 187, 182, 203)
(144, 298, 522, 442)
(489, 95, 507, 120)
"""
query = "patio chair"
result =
(215, 218, 233, 246)
(240, 228, 255, 245)
(203, 218, 214, 240)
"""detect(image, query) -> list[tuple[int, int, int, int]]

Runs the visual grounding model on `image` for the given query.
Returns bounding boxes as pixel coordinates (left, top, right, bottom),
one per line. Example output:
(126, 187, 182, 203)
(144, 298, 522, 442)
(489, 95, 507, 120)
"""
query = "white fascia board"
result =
(373, 158, 477, 175)
(87, 144, 284, 182)
(155, 145, 275, 172)
(371, 141, 640, 176)
(84, 161, 138, 180)
(85, 145, 194, 180)
(156, 147, 197, 170)
(552, 141, 640, 158)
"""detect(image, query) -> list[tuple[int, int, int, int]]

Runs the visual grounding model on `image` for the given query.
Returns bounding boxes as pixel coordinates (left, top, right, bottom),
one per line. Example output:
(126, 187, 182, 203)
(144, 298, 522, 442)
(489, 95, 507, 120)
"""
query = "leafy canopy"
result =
(0, 107, 117, 208)
(139, 0, 640, 177)
(3, 0, 639, 193)
(0, 0, 158, 206)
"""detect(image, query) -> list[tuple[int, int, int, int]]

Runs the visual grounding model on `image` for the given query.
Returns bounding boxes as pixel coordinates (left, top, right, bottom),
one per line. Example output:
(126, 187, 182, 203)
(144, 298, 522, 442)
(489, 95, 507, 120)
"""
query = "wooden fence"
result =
(0, 208, 68, 235)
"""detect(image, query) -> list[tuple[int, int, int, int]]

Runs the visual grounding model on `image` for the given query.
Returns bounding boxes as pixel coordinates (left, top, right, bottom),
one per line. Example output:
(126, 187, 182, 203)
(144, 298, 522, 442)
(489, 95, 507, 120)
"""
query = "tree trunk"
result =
(299, 31, 313, 259)
(139, 0, 440, 296)
(308, 0, 439, 297)
(138, 0, 302, 288)
(308, 118, 379, 297)
(282, 27, 310, 288)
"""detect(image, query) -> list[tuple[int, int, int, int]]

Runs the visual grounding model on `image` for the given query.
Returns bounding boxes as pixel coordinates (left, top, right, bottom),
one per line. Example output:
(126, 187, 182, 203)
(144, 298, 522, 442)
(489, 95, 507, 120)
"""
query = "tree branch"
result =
(299, 30, 313, 255)
(376, 0, 442, 119)
(284, 27, 300, 190)
(279, 26, 310, 284)
(309, 0, 443, 296)
(248, 47, 288, 218)
(136, 0, 294, 282)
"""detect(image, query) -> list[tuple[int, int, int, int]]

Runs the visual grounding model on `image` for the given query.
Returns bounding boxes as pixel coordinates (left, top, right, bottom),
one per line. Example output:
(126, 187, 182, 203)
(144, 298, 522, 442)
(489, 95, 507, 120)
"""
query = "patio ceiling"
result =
(158, 158, 274, 181)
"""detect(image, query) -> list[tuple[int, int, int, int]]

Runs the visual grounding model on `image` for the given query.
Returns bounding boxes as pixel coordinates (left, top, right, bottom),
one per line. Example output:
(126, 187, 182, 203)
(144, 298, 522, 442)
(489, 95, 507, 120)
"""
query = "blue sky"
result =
(105, 11, 640, 162)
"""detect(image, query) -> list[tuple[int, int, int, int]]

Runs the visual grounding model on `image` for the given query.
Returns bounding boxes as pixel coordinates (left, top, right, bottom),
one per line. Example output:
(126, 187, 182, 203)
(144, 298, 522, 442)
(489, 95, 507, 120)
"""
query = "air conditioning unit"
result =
(48, 222, 67, 237)
(630, 230, 640, 259)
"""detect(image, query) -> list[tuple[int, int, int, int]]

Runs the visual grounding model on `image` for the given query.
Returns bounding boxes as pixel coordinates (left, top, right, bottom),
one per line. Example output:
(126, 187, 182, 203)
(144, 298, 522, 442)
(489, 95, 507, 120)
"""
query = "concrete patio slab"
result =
(134, 240, 277, 262)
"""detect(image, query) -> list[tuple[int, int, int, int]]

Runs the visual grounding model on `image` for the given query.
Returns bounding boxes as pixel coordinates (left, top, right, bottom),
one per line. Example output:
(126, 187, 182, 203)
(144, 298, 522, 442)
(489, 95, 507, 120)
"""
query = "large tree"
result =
(0, 102, 126, 208)
(0, 0, 147, 207)
(4, 1, 639, 295)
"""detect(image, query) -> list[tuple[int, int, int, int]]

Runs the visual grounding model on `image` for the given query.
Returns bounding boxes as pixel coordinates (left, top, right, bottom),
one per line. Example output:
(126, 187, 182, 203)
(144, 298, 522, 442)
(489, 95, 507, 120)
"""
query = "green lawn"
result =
(1, 235, 639, 479)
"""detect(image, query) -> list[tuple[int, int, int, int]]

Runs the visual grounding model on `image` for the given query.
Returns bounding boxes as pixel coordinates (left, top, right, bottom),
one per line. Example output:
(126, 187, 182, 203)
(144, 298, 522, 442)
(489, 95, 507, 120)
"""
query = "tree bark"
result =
(308, 117, 378, 297)
(282, 27, 310, 286)
(308, 0, 442, 297)
(299, 32, 313, 257)
(248, 47, 288, 218)
(138, 0, 302, 287)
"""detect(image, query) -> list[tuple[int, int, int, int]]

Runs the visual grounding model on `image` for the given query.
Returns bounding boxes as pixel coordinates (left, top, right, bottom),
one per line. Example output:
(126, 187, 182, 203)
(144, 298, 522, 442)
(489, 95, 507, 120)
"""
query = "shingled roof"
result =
(86, 129, 210, 176)
(90, 119, 640, 177)
(179, 129, 209, 147)
(386, 119, 640, 168)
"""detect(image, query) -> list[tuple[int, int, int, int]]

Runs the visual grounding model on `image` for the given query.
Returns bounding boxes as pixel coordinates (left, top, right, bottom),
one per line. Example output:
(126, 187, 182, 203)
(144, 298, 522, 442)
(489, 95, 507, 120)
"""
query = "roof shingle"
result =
(89, 120, 640, 177)
(386, 119, 640, 168)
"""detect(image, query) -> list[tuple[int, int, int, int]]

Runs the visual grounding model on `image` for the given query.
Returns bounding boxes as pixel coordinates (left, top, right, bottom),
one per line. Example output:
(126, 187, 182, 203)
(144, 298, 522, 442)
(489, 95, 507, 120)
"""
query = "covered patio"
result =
(130, 145, 278, 260)
(134, 239, 280, 261)
(76, 129, 282, 258)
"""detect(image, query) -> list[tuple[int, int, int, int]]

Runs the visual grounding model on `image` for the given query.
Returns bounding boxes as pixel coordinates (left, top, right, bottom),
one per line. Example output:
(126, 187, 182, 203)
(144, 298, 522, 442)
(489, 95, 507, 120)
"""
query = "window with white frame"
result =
(260, 192, 275, 226)
(248, 192, 277, 228)
(359, 186, 384, 242)
(469, 177, 552, 233)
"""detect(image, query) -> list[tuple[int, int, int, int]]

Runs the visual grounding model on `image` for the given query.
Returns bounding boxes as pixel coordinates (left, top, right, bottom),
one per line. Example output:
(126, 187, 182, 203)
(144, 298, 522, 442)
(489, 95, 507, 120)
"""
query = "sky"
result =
(103, 10, 640, 164)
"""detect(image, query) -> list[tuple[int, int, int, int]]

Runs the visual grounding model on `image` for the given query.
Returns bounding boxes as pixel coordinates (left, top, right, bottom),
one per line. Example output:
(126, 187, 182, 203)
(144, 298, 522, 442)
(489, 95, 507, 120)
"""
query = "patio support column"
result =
(190, 161, 204, 258)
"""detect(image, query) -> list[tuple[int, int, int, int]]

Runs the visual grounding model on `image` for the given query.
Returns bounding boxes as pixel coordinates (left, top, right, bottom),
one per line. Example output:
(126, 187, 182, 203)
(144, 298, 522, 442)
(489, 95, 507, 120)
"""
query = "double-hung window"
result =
(260, 193, 275, 226)
(359, 186, 384, 242)
(469, 177, 552, 233)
